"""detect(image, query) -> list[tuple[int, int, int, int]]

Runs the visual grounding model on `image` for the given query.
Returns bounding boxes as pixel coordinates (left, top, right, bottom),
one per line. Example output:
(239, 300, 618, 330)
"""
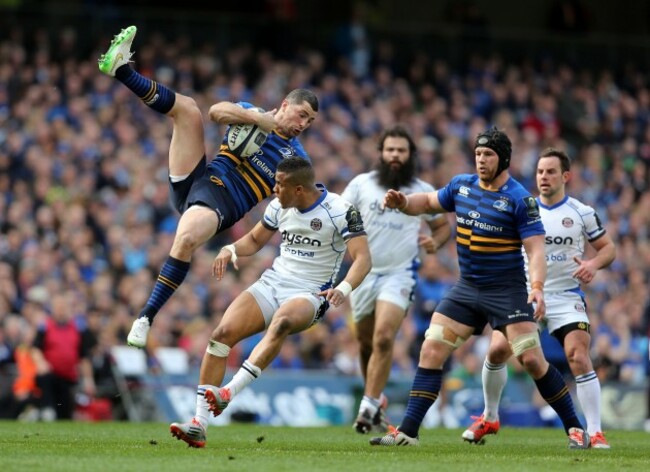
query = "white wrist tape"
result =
(221, 244, 238, 262)
(334, 281, 352, 297)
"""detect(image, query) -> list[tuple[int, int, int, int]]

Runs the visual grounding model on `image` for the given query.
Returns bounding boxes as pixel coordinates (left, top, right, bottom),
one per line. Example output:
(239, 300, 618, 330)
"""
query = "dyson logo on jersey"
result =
(281, 231, 322, 246)
(545, 236, 574, 245)
(369, 200, 402, 214)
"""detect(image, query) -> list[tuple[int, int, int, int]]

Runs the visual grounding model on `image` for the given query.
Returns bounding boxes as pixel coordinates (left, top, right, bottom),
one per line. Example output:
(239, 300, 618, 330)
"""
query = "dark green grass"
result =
(0, 421, 648, 472)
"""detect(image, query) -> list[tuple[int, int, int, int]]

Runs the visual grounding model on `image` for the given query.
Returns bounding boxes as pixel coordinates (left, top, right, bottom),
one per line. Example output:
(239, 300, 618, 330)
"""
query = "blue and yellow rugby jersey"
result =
(207, 102, 310, 219)
(437, 174, 544, 285)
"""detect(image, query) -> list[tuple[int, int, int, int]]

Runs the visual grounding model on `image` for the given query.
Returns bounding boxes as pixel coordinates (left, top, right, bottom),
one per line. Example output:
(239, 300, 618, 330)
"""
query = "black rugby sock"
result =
(115, 64, 175, 114)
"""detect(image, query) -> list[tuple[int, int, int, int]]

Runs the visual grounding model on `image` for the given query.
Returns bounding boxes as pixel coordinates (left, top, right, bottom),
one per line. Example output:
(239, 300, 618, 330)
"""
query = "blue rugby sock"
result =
(399, 367, 442, 438)
(139, 256, 190, 323)
(535, 364, 583, 434)
(115, 64, 175, 114)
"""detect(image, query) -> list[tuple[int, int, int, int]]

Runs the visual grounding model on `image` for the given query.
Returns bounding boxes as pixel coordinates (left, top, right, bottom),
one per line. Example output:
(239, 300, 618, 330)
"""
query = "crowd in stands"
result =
(0, 20, 648, 421)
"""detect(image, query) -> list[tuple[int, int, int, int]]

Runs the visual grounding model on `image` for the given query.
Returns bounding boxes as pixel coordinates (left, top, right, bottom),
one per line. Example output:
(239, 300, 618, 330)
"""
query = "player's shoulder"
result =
(564, 195, 595, 215)
(323, 190, 355, 210)
(347, 171, 375, 187)
(503, 176, 531, 197)
(266, 197, 283, 213)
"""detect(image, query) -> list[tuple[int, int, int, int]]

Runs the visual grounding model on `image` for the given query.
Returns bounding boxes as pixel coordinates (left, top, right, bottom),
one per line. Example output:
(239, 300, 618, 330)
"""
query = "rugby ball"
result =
(226, 107, 268, 158)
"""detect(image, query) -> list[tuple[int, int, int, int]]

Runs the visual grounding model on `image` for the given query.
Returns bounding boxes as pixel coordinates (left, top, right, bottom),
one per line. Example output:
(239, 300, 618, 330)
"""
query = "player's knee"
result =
(566, 348, 591, 373)
(174, 94, 202, 119)
(268, 315, 293, 338)
(206, 339, 230, 358)
(424, 323, 466, 349)
(487, 338, 511, 364)
(372, 331, 395, 354)
(509, 331, 541, 357)
(418, 339, 448, 368)
(519, 353, 546, 376)
(173, 227, 203, 253)
(211, 324, 236, 345)
(510, 331, 545, 374)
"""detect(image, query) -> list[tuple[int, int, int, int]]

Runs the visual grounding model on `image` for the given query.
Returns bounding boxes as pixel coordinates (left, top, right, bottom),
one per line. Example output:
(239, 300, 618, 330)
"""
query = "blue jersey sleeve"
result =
(515, 194, 545, 239)
(437, 175, 469, 212)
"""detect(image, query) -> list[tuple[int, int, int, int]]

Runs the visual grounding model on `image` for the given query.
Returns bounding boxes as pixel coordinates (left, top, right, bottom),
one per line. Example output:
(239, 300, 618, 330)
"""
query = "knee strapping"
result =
(510, 331, 541, 356)
(206, 340, 231, 357)
(424, 323, 466, 349)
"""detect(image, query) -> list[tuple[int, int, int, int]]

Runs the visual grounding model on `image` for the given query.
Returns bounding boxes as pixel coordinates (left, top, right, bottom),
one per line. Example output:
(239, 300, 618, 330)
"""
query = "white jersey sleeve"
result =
(526, 196, 607, 294)
(262, 189, 365, 289)
(341, 171, 441, 274)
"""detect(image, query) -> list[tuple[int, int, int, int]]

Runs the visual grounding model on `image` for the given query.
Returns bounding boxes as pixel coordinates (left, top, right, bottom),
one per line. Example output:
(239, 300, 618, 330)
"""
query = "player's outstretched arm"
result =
(384, 190, 443, 216)
(212, 222, 275, 279)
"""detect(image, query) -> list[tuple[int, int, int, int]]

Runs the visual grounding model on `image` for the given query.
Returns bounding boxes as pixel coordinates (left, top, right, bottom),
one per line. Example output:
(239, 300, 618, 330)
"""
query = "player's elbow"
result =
(208, 102, 229, 124)
(605, 243, 617, 267)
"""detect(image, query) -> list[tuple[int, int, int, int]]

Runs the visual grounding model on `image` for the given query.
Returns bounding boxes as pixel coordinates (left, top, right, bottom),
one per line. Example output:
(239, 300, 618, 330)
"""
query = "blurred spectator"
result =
(11, 321, 40, 421)
(31, 291, 96, 420)
(331, 2, 373, 80)
(643, 301, 650, 433)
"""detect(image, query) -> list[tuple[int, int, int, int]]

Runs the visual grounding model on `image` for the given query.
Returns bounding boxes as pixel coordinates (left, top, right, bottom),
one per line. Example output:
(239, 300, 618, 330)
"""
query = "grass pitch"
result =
(0, 421, 648, 472)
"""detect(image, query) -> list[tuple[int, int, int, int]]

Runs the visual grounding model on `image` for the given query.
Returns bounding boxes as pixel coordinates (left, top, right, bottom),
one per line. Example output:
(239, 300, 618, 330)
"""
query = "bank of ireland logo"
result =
(310, 218, 322, 231)
(562, 217, 574, 228)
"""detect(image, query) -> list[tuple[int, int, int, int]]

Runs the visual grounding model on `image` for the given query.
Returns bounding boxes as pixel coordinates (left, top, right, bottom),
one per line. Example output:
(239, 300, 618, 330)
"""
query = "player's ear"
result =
(563, 171, 572, 183)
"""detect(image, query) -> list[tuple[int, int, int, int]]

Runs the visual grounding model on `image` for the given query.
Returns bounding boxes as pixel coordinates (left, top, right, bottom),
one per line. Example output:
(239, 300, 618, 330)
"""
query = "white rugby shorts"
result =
(350, 271, 416, 323)
(246, 269, 326, 328)
(542, 291, 589, 334)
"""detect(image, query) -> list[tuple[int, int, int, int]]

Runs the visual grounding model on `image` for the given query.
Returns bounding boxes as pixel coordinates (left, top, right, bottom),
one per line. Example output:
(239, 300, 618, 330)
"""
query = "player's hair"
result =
(277, 157, 315, 187)
(377, 125, 417, 156)
(285, 89, 319, 112)
(539, 147, 571, 172)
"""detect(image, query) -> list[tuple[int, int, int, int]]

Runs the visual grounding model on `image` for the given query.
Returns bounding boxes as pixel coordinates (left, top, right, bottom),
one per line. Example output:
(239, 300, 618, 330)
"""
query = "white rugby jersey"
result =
(525, 195, 606, 294)
(262, 187, 365, 289)
(341, 171, 441, 274)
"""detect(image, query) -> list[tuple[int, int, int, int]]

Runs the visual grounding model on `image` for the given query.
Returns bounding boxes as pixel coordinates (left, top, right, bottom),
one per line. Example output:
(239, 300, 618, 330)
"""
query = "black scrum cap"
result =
(475, 127, 512, 176)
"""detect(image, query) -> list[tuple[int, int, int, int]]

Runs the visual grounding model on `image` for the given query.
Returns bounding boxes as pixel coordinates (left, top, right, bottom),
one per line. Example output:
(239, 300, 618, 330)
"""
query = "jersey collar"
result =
(300, 184, 327, 213)
(537, 194, 568, 210)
